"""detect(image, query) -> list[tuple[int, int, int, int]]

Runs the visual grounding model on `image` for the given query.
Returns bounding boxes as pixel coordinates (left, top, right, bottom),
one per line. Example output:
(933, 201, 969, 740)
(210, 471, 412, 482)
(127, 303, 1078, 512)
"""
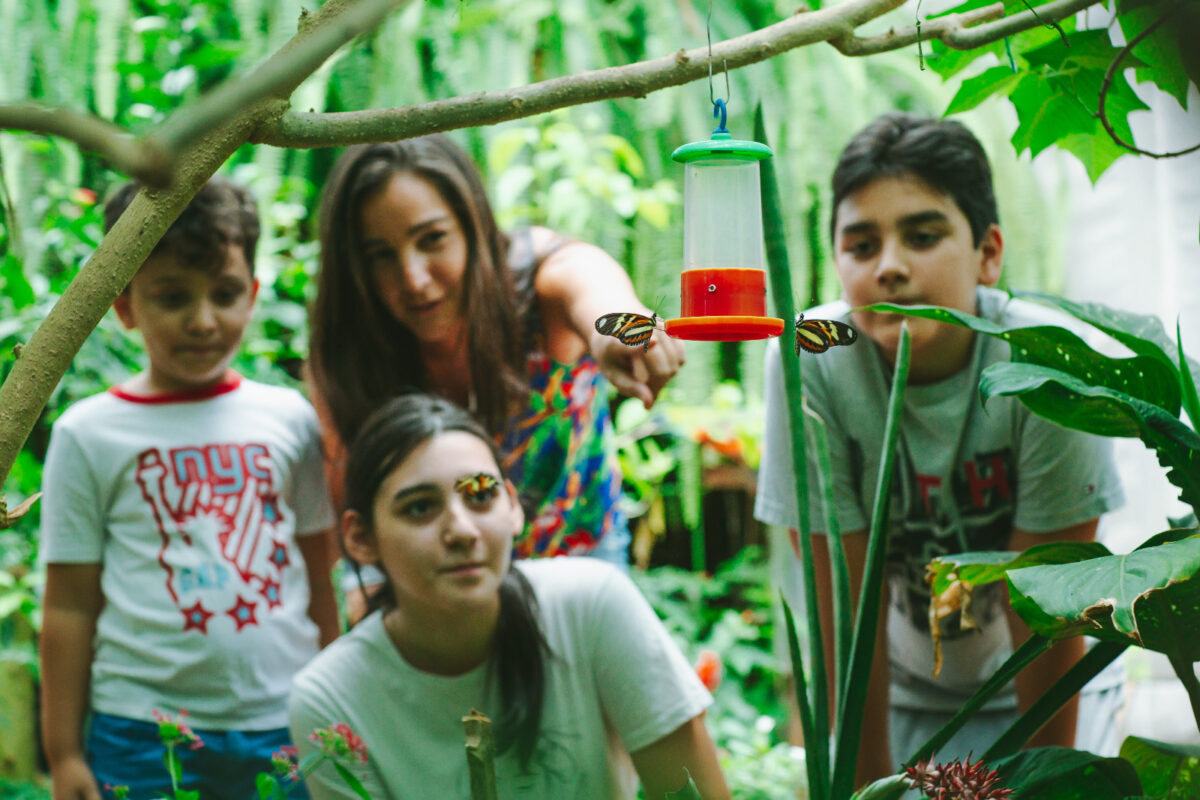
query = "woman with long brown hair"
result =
(308, 135, 683, 583)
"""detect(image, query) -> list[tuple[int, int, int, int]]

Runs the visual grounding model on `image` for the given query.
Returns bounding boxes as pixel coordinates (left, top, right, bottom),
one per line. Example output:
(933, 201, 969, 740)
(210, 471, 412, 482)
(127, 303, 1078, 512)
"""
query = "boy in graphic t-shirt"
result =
(40, 178, 338, 800)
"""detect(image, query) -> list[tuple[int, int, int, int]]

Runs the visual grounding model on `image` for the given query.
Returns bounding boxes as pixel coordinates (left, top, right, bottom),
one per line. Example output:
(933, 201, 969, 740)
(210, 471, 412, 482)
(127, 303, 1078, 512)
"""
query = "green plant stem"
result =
(805, 406, 853, 704)
(984, 639, 1129, 760)
(1166, 651, 1200, 734)
(832, 323, 910, 800)
(757, 104, 830, 800)
(905, 635, 1052, 767)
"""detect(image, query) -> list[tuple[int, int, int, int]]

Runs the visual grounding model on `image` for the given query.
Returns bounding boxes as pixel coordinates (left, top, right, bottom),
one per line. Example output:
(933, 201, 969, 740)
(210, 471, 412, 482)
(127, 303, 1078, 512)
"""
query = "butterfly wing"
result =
(595, 312, 659, 352)
(794, 315, 858, 356)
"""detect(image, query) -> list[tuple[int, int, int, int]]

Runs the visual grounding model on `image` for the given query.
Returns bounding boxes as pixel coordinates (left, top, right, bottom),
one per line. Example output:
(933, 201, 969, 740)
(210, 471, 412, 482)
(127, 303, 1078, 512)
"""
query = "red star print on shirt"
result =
(226, 595, 259, 631)
(181, 601, 215, 634)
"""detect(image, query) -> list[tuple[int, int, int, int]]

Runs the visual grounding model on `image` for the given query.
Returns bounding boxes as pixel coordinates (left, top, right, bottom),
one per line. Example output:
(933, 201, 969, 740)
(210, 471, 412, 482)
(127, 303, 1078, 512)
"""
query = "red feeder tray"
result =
(664, 267, 783, 341)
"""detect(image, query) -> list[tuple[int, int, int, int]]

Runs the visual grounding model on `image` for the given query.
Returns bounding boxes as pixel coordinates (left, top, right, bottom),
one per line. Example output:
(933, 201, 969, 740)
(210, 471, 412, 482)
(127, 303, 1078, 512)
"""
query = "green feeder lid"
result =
(671, 131, 773, 163)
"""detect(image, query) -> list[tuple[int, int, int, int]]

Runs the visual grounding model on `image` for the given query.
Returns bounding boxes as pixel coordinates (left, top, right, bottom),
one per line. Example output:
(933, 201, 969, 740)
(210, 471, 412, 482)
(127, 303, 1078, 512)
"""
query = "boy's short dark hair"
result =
(831, 112, 998, 247)
(104, 177, 260, 278)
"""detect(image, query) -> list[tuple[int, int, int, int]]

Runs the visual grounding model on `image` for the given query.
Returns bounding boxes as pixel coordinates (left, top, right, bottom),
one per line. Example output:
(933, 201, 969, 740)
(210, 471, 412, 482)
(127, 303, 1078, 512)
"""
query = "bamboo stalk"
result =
(463, 709, 499, 800)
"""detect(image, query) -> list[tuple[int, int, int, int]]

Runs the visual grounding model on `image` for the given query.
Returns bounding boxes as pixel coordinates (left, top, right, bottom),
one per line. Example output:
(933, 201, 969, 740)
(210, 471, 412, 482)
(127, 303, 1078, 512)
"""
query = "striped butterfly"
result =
(794, 313, 859, 355)
(594, 312, 661, 352)
(454, 473, 499, 501)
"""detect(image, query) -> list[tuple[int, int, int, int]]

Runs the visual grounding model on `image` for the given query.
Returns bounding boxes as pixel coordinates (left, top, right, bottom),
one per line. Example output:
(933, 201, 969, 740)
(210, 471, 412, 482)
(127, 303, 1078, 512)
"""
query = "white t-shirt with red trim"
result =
(41, 373, 335, 730)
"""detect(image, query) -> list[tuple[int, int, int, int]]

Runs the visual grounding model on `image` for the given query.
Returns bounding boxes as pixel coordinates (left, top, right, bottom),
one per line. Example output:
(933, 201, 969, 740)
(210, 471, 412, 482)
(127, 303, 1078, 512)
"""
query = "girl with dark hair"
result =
(308, 135, 685, 584)
(288, 394, 729, 800)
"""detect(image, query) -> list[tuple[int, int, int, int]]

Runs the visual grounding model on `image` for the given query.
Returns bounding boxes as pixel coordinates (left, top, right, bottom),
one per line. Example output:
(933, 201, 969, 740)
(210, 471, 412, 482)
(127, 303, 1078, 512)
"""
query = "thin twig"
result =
(1096, 1, 1200, 159)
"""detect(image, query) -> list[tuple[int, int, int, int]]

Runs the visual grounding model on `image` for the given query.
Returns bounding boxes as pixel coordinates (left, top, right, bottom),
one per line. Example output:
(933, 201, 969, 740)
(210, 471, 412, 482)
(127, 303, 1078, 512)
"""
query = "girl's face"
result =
(359, 172, 470, 346)
(344, 431, 522, 616)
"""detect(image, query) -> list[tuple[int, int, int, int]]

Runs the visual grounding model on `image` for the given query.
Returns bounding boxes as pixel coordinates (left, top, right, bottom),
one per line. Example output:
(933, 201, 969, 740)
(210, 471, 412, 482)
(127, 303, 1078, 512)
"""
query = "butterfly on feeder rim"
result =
(454, 473, 500, 502)
(594, 311, 663, 352)
(793, 313, 859, 355)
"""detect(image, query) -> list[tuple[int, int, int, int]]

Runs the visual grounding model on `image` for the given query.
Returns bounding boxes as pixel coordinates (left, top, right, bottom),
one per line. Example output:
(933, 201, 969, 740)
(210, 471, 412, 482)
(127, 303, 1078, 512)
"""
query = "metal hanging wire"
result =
(706, 0, 731, 128)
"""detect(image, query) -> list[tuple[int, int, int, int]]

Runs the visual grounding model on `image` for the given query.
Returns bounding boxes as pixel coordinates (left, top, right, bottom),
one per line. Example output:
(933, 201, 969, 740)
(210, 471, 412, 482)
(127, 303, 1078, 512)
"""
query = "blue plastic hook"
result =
(712, 98, 729, 135)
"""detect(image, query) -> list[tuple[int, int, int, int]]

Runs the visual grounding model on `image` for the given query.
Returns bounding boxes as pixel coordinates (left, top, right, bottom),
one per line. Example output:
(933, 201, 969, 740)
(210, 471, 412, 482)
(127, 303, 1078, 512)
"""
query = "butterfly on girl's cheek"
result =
(794, 313, 859, 355)
(594, 312, 662, 352)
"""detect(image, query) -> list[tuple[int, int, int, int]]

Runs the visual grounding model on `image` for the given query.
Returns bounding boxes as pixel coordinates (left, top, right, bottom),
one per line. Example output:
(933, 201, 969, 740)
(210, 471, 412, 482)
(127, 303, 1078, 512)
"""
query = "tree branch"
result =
(832, 0, 1101, 56)
(0, 0, 397, 488)
(252, 0, 909, 148)
(1097, 1, 1200, 159)
(154, 0, 413, 154)
(0, 103, 172, 188)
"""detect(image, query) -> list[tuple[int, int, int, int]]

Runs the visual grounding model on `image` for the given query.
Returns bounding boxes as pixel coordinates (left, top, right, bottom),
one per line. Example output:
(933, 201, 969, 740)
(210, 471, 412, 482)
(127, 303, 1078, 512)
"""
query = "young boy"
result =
(40, 178, 338, 800)
(754, 113, 1125, 785)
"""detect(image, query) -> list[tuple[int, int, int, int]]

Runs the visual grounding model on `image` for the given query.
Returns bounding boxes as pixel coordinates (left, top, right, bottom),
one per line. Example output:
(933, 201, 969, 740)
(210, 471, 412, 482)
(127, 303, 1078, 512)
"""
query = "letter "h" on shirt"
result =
(963, 455, 1012, 509)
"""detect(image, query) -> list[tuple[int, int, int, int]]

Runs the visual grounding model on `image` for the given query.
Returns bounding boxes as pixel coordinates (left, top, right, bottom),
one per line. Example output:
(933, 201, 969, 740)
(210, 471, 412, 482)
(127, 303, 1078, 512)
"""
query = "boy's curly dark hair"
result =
(104, 177, 260, 277)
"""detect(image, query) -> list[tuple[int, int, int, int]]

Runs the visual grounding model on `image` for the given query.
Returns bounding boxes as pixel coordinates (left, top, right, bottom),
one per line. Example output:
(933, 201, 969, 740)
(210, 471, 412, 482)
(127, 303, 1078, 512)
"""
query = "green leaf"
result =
(1119, 736, 1200, 798)
(991, 746, 1143, 799)
(1009, 72, 1098, 158)
(869, 302, 1182, 413)
(664, 769, 704, 799)
(1121, 5, 1194, 108)
(1023, 29, 1141, 72)
(927, 541, 1111, 596)
(255, 773, 279, 800)
(1007, 533, 1200, 659)
(849, 773, 909, 800)
(945, 66, 1025, 115)
(977, 362, 1200, 509)
(332, 763, 372, 800)
(1057, 130, 1127, 183)
(1011, 291, 1196, 386)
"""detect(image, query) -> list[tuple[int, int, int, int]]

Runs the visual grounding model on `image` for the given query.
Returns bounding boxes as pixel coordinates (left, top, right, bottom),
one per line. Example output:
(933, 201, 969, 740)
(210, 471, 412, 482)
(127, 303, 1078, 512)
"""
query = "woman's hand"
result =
(589, 326, 685, 410)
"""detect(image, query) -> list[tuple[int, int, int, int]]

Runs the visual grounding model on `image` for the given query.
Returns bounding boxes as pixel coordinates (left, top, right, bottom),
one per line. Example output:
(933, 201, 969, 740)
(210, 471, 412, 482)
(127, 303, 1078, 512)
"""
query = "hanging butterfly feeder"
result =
(662, 99, 783, 343)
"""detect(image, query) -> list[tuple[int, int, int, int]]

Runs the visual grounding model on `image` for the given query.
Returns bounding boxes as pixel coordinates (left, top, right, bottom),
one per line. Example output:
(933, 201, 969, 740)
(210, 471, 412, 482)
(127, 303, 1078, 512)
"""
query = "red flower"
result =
(694, 649, 723, 692)
(906, 756, 1012, 800)
(270, 745, 302, 781)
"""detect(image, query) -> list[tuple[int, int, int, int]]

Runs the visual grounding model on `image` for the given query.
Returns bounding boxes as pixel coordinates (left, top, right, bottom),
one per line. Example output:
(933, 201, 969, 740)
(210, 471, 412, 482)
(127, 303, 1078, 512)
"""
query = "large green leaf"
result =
(1012, 291, 1198, 390)
(991, 747, 1143, 800)
(868, 302, 1182, 413)
(1007, 533, 1200, 660)
(978, 363, 1200, 511)
(1119, 736, 1200, 799)
(927, 542, 1111, 596)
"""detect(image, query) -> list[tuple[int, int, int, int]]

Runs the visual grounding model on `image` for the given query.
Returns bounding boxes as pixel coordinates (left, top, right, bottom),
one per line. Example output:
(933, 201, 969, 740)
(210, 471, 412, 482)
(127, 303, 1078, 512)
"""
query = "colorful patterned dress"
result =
(500, 230, 629, 559)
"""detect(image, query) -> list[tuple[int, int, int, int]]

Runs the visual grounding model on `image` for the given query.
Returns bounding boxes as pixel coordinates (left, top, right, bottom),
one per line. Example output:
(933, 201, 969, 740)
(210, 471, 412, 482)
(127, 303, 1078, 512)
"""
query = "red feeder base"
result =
(664, 267, 783, 342)
(665, 315, 784, 341)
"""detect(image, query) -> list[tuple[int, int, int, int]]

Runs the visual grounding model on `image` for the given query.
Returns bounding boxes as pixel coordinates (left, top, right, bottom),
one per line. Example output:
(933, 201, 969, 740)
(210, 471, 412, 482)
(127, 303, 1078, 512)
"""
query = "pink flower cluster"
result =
(310, 722, 369, 765)
(270, 744, 302, 781)
(905, 756, 1013, 800)
(152, 709, 205, 751)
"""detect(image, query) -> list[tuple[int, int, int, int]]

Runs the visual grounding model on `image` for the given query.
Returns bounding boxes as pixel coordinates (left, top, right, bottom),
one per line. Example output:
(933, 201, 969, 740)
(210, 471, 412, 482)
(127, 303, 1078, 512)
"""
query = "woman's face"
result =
(345, 431, 522, 616)
(358, 172, 471, 346)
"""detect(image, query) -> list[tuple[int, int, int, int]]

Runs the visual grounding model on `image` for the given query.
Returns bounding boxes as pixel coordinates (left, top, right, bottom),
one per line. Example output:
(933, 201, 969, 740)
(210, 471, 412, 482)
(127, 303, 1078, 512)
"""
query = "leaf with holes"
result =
(979, 362, 1200, 510)
(867, 302, 1181, 413)
(1007, 533, 1200, 661)
(1013, 291, 1198, 391)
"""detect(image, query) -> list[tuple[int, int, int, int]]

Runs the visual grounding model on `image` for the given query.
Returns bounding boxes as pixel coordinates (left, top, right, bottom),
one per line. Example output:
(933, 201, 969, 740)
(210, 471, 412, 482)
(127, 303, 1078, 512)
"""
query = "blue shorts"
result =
(86, 712, 308, 800)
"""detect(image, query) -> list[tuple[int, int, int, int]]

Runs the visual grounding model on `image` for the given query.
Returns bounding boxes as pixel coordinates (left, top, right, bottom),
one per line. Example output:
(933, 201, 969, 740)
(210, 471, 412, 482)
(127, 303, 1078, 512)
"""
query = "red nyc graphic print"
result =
(134, 443, 289, 634)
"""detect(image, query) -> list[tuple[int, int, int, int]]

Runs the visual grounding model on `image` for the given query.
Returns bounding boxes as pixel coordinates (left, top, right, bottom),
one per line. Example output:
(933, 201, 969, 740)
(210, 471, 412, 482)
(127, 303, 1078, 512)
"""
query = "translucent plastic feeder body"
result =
(664, 132, 783, 342)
